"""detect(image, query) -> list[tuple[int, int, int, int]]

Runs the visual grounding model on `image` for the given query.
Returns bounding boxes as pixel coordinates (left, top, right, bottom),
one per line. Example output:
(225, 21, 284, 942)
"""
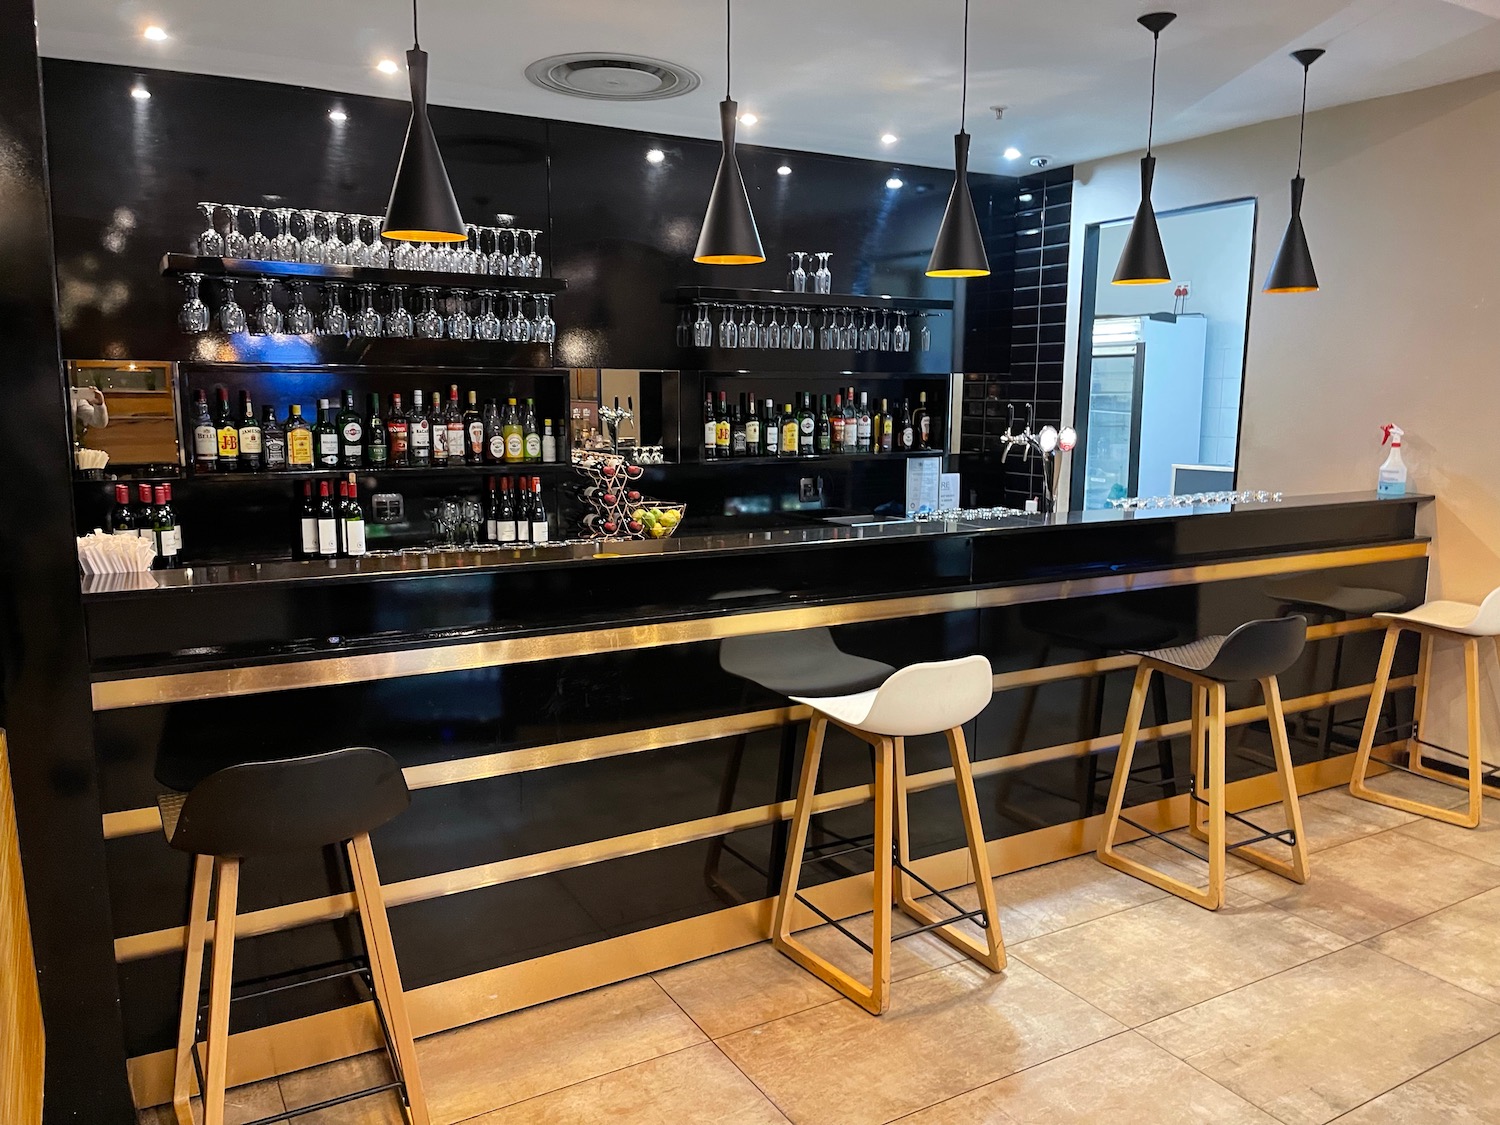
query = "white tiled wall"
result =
(1199, 343, 1241, 466)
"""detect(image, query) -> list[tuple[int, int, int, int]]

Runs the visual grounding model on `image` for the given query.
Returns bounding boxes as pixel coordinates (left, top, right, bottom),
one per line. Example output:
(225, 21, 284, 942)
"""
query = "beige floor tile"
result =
(1356, 768, 1472, 809)
(1369, 885, 1500, 1003)
(1140, 944, 1500, 1125)
(1252, 785, 1420, 850)
(718, 959, 1123, 1125)
(1397, 807, 1500, 867)
(1331, 1033, 1500, 1125)
(1011, 885, 1348, 1026)
(467, 1043, 790, 1125)
(137, 1077, 285, 1125)
(899, 1030, 1279, 1125)
(1233, 829, 1500, 941)
(654, 942, 840, 1039)
(794, 906, 964, 984)
(278, 1052, 404, 1124)
(417, 977, 706, 1124)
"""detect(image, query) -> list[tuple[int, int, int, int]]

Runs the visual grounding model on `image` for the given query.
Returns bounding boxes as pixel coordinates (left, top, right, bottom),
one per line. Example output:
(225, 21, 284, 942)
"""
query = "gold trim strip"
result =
(112, 674, 1414, 963)
(92, 541, 1428, 711)
(126, 751, 1381, 1109)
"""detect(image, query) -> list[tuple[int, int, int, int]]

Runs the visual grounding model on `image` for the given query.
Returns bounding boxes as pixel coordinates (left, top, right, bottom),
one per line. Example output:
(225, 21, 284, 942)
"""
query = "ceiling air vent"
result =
(524, 54, 701, 101)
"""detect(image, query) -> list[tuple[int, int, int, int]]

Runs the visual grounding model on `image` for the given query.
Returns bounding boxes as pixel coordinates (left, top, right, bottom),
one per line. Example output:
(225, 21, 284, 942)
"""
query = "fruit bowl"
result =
(624, 501, 685, 540)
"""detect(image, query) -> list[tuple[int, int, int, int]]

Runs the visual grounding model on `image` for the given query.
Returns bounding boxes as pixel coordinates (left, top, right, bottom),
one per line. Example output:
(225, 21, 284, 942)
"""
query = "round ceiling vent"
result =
(525, 53, 701, 101)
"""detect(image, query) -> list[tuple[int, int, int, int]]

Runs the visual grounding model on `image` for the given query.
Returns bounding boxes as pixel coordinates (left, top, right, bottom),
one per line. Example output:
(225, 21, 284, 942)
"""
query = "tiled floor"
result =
(148, 775, 1500, 1125)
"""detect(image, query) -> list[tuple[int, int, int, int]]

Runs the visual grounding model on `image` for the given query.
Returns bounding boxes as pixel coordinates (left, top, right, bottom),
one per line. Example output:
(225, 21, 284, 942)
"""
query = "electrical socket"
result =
(799, 477, 820, 503)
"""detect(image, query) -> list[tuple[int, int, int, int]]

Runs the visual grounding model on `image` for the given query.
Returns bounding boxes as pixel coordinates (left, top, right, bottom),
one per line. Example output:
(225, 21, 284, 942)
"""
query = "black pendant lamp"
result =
(1113, 12, 1176, 285)
(382, 0, 467, 243)
(926, 0, 989, 278)
(694, 0, 765, 265)
(1264, 48, 1325, 294)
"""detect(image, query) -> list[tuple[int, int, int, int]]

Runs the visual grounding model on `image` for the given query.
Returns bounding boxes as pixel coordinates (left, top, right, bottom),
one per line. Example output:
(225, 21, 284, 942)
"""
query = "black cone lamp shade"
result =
(383, 46, 467, 242)
(1265, 48, 1325, 293)
(1112, 155, 1170, 284)
(694, 98, 765, 264)
(927, 132, 989, 277)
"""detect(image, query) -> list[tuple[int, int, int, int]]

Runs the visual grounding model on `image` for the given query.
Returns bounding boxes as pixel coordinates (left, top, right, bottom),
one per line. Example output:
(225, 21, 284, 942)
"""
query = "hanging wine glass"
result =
(352, 284, 382, 336)
(392, 238, 418, 271)
(224, 207, 249, 258)
(475, 292, 501, 340)
(509, 230, 530, 277)
(217, 279, 247, 333)
(297, 210, 326, 264)
(462, 225, 482, 273)
(676, 307, 692, 348)
(536, 295, 555, 343)
(879, 310, 892, 352)
(514, 295, 533, 342)
(249, 278, 283, 335)
(414, 287, 444, 339)
(815, 252, 832, 294)
(385, 286, 413, 338)
(447, 289, 474, 339)
(525, 230, 543, 277)
(244, 206, 271, 260)
(285, 281, 315, 335)
(319, 282, 350, 336)
(196, 202, 224, 256)
(177, 272, 210, 333)
(918, 312, 932, 351)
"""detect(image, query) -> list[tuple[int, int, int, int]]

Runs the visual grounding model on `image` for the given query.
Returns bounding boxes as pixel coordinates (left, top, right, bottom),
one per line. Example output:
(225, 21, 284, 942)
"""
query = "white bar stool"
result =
(1351, 589, 1500, 828)
(772, 655, 1005, 1015)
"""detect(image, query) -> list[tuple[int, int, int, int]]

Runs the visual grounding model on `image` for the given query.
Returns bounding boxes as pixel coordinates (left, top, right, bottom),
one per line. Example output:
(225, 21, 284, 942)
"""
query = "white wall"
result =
(1065, 70, 1500, 745)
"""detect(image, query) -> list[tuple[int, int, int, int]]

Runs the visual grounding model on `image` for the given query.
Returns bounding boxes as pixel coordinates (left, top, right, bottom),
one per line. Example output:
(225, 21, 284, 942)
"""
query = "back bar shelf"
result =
(162, 254, 569, 295)
(675, 285, 951, 311)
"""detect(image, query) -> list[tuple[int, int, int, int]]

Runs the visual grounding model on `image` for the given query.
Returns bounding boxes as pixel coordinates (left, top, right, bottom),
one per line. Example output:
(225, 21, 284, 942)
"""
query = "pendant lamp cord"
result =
(411, 0, 419, 48)
(1295, 62, 1310, 176)
(1146, 27, 1160, 154)
(960, 0, 970, 131)
(725, 0, 732, 97)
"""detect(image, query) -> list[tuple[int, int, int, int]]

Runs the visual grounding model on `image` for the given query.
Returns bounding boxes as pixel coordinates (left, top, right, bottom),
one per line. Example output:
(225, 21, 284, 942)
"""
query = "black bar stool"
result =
(1097, 617, 1310, 910)
(161, 747, 429, 1125)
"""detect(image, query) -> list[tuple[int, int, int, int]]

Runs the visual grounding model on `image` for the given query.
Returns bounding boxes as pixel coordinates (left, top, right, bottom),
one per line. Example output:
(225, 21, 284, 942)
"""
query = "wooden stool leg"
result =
(1097, 664, 1152, 854)
(201, 858, 239, 1125)
(894, 726, 1006, 972)
(1234, 676, 1310, 884)
(172, 854, 214, 1125)
(1410, 630, 1434, 770)
(347, 833, 431, 1125)
(772, 716, 827, 945)
(1204, 684, 1228, 909)
(1186, 684, 1208, 843)
(1350, 625, 1402, 805)
(891, 735, 917, 913)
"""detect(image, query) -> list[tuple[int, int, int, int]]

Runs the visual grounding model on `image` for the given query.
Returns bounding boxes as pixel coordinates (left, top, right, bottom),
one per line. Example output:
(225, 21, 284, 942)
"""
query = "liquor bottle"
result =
(898, 398, 915, 452)
(829, 392, 845, 452)
(261, 405, 286, 470)
(715, 391, 731, 459)
(857, 392, 873, 453)
(483, 398, 504, 464)
(522, 398, 541, 463)
(445, 386, 465, 466)
(513, 476, 531, 543)
(464, 390, 485, 465)
(365, 393, 387, 467)
(314, 398, 340, 468)
(342, 474, 366, 557)
(744, 393, 761, 455)
(336, 390, 363, 467)
(314, 480, 338, 557)
(430, 388, 448, 466)
(190, 389, 217, 472)
(386, 393, 409, 466)
(529, 477, 549, 543)
(779, 404, 797, 457)
(913, 391, 931, 450)
(496, 476, 518, 542)
(109, 484, 136, 535)
(213, 387, 240, 471)
(409, 390, 432, 466)
(502, 397, 524, 464)
(286, 404, 314, 468)
(542, 418, 558, 463)
(236, 392, 263, 472)
(702, 391, 717, 461)
(844, 389, 858, 453)
(731, 394, 748, 457)
(762, 399, 778, 456)
(816, 394, 832, 454)
(135, 483, 154, 538)
(297, 480, 317, 559)
(152, 485, 179, 568)
(483, 477, 499, 541)
(796, 394, 815, 456)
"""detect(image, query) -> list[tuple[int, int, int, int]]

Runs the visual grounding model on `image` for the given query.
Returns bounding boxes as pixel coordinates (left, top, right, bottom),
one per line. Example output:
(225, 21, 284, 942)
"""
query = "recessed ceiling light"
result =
(377, 59, 400, 75)
(776, 164, 792, 176)
(328, 109, 348, 123)
(1018, 193, 1034, 203)
(646, 148, 666, 164)
(880, 132, 898, 145)
(886, 176, 904, 190)
(738, 112, 758, 126)
(142, 25, 168, 41)
(130, 85, 150, 100)
(1003, 146, 1022, 160)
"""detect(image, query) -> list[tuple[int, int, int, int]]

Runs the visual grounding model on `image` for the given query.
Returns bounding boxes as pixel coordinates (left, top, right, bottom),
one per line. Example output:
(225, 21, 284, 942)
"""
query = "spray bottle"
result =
(1378, 424, 1407, 497)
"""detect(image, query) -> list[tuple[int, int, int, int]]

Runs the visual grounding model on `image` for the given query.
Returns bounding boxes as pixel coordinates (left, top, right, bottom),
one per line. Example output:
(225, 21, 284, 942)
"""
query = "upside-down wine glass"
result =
(224, 208, 249, 258)
(244, 206, 271, 260)
(250, 278, 283, 335)
(385, 286, 413, 338)
(448, 290, 474, 339)
(319, 282, 350, 336)
(352, 283, 382, 337)
(415, 287, 444, 339)
(475, 292, 501, 340)
(178, 273, 210, 333)
(285, 281, 315, 335)
(218, 279, 247, 333)
(196, 202, 223, 256)
(367, 217, 391, 268)
(270, 208, 298, 261)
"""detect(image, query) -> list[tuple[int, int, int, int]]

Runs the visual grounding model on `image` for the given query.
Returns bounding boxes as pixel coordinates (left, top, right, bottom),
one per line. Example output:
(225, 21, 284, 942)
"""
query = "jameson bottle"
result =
(464, 390, 484, 465)
(261, 404, 286, 471)
(365, 393, 387, 467)
(445, 386, 465, 466)
(190, 389, 217, 472)
(483, 398, 505, 464)
(522, 397, 542, 463)
(502, 397, 524, 464)
(313, 398, 340, 468)
(409, 390, 432, 466)
(386, 393, 409, 466)
(337, 390, 363, 467)
(702, 391, 717, 461)
(236, 391, 263, 472)
(285, 404, 314, 467)
(213, 386, 240, 471)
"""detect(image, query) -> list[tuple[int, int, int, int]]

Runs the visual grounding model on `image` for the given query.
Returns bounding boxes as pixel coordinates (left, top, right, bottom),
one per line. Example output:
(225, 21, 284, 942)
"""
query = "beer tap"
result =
(599, 395, 634, 456)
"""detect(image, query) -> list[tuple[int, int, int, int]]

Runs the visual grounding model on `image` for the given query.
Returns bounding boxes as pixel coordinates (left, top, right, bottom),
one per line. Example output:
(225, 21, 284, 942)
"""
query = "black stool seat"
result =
(160, 747, 410, 859)
(1135, 616, 1307, 683)
(720, 628, 895, 698)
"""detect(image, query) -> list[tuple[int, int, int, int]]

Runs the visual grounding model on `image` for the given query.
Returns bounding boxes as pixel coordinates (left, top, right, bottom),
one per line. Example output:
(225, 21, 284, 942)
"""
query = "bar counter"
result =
(91, 492, 1431, 1109)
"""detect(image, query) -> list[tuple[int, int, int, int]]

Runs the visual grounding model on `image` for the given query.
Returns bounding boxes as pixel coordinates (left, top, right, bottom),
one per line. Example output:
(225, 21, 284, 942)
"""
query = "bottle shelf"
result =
(83, 462, 576, 487)
(162, 254, 568, 295)
(674, 286, 952, 311)
(694, 451, 943, 466)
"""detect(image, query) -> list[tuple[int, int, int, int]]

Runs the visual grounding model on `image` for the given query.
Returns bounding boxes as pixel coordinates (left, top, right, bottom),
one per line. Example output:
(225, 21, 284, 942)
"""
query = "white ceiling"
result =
(35, 0, 1500, 172)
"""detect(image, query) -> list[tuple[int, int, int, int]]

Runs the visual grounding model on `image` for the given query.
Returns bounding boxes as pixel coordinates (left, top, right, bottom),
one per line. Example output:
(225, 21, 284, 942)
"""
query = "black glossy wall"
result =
(41, 59, 1016, 373)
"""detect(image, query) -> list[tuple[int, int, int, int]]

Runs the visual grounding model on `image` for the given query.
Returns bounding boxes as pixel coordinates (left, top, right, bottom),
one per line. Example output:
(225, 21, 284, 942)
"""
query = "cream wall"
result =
(1064, 70, 1500, 743)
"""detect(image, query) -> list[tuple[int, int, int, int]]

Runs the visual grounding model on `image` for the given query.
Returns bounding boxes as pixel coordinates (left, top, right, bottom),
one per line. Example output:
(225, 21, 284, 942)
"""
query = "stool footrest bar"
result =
(243, 1081, 404, 1125)
(792, 893, 874, 954)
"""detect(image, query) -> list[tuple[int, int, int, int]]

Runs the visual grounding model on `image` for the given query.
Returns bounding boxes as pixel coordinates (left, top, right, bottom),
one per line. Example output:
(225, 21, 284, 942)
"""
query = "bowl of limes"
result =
(627, 502, 685, 540)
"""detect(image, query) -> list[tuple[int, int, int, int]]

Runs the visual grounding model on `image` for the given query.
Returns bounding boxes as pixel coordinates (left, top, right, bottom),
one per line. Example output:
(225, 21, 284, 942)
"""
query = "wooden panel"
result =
(0, 733, 44, 1125)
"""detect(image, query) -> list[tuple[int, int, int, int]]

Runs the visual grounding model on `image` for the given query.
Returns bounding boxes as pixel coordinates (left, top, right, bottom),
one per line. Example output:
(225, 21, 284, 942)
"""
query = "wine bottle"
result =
(796, 394, 815, 456)
(497, 476, 518, 542)
(762, 399, 778, 456)
(898, 398, 915, 452)
(261, 404, 286, 470)
(879, 398, 894, 453)
(213, 387, 240, 471)
(484, 476, 499, 541)
(297, 480, 317, 559)
(542, 418, 558, 463)
(342, 474, 366, 557)
(702, 391, 717, 462)
(409, 389, 432, 466)
(501, 398, 524, 464)
(816, 394, 832, 454)
(386, 393, 409, 466)
(445, 386, 465, 467)
(829, 392, 845, 452)
(430, 388, 449, 466)
(529, 477, 549, 543)
(314, 398, 340, 468)
(152, 484, 179, 568)
(110, 484, 136, 535)
(744, 394, 761, 456)
(366, 393, 387, 467)
(337, 390, 363, 468)
(715, 390, 731, 459)
(464, 391, 484, 465)
(513, 476, 531, 543)
(914, 391, 931, 450)
(190, 389, 217, 472)
(315, 480, 338, 557)
(286, 404, 314, 468)
(857, 392, 873, 453)
(731, 394, 748, 457)
(523, 398, 542, 463)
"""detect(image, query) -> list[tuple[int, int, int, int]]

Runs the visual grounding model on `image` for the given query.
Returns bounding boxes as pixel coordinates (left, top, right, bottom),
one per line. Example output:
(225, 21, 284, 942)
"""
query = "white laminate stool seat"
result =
(1351, 588, 1500, 828)
(774, 655, 1005, 1015)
